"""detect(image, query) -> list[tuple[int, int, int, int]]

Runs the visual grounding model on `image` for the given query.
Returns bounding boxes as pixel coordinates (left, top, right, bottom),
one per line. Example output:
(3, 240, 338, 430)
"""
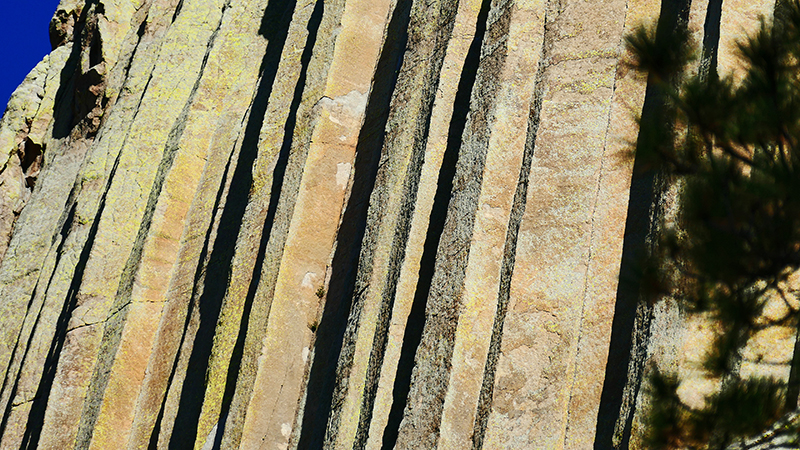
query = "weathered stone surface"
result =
(339, 0, 486, 448)
(473, 1, 652, 447)
(234, 0, 394, 447)
(0, 0, 785, 448)
(436, 2, 543, 448)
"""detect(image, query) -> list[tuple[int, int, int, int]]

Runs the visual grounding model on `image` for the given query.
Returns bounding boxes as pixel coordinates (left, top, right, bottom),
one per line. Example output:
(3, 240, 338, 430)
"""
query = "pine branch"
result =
(725, 409, 800, 449)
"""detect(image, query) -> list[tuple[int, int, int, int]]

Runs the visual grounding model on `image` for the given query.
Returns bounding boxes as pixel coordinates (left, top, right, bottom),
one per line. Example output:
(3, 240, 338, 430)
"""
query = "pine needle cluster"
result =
(627, 1, 800, 448)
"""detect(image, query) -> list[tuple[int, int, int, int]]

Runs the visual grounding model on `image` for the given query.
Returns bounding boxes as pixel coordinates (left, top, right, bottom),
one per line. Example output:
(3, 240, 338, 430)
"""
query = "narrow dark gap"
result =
(147, 141, 236, 450)
(20, 140, 43, 176)
(379, 2, 491, 447)
(137, 17, 147, 39)
(121, 19, 148, 84)
(21, 139, 43, 189)
(0, 203, 76, 442)
(471, 6, 544, 448)
(592, 94, 660, 450)
(353, 5, 461, 448)
(167, 0, 299, 446)
(593, 1, 691, 448)
(88, 21, 103, 68)
(293, 0, 414, 447)
(19, 155, 122, 450)
(213, 0, 325, 448)
(700, 0, 723, 80)
(172, 0, 185, 23)
(52, 0, 97, 139)
(0, 321, 28, 442)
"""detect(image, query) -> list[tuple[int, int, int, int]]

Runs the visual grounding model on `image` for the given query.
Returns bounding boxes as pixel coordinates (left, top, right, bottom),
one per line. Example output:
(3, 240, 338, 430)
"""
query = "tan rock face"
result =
(0, 0, 781, 448)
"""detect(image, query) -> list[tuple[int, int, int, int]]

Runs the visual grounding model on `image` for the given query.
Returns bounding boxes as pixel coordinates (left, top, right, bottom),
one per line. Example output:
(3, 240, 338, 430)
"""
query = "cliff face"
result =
(0, 0, 778, 449)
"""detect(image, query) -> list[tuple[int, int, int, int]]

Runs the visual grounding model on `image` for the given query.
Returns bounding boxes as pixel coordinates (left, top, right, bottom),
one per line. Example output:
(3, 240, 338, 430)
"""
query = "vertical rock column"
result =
(391, 0, 514, 446)
(556, 0, 664, 447)
(357, 0, 483, 446)
(475, 0, 654, 448)
(436, 1, 545, 448)
(79, 0, 273, 448)
(317, 0, 463, 447)
(234, 0, 395, 447)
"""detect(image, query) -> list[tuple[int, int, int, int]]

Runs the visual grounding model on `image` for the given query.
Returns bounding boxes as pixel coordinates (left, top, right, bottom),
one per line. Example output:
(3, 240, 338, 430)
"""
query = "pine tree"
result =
(628, 1, 800, 448)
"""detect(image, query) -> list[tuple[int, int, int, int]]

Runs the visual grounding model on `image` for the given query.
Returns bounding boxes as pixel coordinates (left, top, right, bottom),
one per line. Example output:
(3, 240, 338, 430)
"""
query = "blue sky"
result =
(1, 1, 61, 108)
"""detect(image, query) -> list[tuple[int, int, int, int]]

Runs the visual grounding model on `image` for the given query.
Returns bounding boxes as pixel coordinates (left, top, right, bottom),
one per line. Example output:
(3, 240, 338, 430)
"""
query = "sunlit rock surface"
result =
(0, 0, 779, 448)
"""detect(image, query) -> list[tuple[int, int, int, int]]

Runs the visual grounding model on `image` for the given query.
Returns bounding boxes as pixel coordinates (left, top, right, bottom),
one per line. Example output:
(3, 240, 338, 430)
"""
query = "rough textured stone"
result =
(0, 0, 785, 448)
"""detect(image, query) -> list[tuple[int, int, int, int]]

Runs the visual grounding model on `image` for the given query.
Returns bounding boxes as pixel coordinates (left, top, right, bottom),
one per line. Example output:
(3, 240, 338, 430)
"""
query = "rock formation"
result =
(0, 0, 780, 448)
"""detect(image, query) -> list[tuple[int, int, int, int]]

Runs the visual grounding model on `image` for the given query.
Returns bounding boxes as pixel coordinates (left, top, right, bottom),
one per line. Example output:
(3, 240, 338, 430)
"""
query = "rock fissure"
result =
(20, 147, 122, 450)
(470, 0, 552, 445)
(562, 16, 625, 447)
(0, 0, 783, 448)
(594, 0, 694, 446)
(74, 4, 231, 446)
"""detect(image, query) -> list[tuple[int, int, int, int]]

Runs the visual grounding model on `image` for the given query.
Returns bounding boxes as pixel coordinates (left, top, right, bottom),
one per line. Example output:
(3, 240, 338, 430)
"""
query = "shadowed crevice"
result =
(119, 18, 148, 86)
(593, 1, 691, 448)
(592, 92, 660, 450)
(19, 153, 122, 450)
(51, 0, 96, 139)
(0, 203, 75, 442)
(167, 0, 299, 445)
(292, 0, 412, 447)
(213, 1, 326, 448)
(379, 0, 498, 446)
(700, 0, 723, 80)
(172, 0, 185, 22)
